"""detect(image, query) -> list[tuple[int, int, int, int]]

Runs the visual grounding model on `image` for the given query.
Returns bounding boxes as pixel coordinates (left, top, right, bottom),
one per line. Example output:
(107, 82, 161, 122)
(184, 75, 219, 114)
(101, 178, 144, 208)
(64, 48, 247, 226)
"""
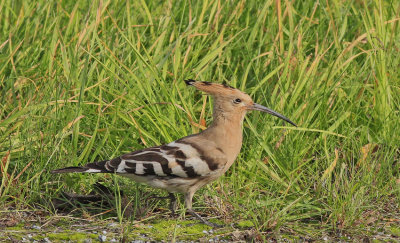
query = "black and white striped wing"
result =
(52, 141, 225, 178)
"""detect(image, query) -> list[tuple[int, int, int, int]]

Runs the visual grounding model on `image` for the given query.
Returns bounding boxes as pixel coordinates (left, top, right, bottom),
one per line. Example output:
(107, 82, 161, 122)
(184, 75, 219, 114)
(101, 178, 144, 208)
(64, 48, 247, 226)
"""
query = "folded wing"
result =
(51, 140, 226, 179)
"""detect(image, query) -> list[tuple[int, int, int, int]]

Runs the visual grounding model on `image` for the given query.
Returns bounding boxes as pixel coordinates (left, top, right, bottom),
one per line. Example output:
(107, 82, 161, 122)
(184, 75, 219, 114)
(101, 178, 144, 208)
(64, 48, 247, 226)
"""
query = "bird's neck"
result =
(202, 108, 246, 165)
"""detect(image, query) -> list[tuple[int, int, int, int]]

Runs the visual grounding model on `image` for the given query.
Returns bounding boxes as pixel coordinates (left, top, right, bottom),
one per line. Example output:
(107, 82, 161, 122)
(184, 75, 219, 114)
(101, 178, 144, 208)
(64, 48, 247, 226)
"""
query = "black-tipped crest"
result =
(222, 80, 234, 89)
(185, 79, 213, 86)
(184, 79, 195, 85)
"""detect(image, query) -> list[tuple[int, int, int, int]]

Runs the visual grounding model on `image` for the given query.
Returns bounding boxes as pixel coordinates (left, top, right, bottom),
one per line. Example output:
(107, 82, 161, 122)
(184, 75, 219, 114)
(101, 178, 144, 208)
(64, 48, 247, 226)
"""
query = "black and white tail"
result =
(51, 160, 111, 174)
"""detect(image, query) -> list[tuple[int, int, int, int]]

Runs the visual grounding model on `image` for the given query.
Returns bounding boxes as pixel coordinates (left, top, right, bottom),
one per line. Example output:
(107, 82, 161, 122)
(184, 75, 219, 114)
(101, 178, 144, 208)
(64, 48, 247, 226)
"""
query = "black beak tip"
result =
(252, 103, 297, 127)
(281, 117, 297, 127)
(281, 118, 297, 127)
(184, 79, 195, 86)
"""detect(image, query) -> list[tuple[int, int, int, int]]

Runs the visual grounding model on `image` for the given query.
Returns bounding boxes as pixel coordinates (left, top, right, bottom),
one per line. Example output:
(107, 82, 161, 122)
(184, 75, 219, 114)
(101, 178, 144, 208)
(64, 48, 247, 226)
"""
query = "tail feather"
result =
(51, 160, 112, 174)
(51, 166, 89, 173)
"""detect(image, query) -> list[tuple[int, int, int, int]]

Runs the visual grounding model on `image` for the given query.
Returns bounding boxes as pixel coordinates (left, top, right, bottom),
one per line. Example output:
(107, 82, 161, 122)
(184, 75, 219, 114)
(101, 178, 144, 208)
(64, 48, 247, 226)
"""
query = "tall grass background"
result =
(1, 0, 399, 238)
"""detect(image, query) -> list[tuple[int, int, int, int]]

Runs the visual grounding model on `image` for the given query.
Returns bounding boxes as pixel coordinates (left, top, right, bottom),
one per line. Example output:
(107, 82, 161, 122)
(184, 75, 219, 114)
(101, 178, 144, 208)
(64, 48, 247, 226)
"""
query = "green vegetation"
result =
(46, 232, 98, 242)
(1, 0, 399, 241)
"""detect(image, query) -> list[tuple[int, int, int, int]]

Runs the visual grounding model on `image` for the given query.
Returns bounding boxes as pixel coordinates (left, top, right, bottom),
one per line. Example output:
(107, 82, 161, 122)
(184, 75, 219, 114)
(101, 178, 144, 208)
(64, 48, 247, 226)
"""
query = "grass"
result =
(1, 0, 399, 241)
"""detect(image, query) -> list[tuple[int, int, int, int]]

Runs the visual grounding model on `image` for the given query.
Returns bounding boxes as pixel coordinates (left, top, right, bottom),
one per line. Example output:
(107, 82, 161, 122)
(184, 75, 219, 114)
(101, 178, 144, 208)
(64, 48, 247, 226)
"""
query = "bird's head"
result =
(184, 79, 296, 126)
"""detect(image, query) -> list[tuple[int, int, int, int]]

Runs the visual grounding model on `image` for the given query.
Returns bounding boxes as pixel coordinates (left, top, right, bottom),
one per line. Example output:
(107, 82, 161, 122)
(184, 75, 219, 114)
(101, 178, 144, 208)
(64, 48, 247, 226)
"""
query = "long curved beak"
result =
(250, 103, 297, 127)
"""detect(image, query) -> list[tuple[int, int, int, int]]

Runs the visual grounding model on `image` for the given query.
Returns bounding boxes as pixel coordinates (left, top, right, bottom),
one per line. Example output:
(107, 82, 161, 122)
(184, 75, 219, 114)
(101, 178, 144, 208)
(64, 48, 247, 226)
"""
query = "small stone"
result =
(98, 235, 107, 242)
(42, 238, 51, 243)
(31, 225, 41, 230)
(27, 234, 33, 238)
(102, 230, 107, 234)
(323, 236, 328, 241)
(202, 230, 209, 234)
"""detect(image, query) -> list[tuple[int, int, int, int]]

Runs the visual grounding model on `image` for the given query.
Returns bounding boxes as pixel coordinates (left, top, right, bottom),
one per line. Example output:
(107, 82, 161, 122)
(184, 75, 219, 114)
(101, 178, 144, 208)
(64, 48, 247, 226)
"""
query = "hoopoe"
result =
(52, 80, 296, 227)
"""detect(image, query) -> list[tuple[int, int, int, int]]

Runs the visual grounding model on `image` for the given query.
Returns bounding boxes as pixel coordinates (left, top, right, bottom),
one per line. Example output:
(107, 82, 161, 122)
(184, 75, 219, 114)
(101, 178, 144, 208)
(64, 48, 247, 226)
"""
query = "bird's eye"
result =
(233, 98, 242, 104)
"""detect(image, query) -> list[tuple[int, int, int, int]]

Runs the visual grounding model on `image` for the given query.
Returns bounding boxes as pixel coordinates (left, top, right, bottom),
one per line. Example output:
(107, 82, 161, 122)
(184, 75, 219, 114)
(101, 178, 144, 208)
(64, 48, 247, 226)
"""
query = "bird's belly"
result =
(120, 174, 209, 193)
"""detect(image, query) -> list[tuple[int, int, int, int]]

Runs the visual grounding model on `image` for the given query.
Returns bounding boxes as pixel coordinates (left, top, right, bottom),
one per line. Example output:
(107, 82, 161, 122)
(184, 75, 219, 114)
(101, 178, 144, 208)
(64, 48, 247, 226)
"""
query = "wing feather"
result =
(53, 140, 226, 179)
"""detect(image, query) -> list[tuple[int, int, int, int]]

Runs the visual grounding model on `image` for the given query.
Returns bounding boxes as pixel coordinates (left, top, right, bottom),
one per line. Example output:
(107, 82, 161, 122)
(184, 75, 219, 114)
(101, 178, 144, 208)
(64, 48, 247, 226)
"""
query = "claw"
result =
(187, 209, 224, 228)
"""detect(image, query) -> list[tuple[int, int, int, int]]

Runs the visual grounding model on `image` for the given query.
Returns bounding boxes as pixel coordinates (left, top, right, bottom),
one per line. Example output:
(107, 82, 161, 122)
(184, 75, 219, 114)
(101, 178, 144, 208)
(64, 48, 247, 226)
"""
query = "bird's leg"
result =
(184, 192, 223, 228)
(168, 193, 177, 215)
(149, 193, 177, 216)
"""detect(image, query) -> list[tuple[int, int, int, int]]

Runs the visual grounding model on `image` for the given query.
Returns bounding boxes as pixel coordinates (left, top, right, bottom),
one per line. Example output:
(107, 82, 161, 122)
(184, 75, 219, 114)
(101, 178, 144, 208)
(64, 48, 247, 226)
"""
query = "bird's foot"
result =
(203, 221, 224, 228)
(187, 209, 224, 228)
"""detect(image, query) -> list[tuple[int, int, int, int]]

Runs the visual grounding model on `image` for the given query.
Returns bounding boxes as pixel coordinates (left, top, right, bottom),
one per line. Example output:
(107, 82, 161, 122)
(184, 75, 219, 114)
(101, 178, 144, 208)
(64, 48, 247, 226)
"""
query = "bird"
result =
(52, 79, 296, 227)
